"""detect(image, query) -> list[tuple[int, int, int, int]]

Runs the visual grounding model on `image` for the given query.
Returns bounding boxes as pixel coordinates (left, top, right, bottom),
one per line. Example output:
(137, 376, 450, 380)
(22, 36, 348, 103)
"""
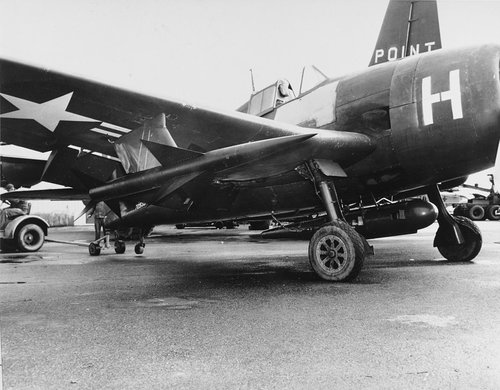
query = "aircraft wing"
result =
(0, 188, 89, 201)
(1, 57, 376, 200)
(0, 156, 45, 188)
(0, 58, 370, 159)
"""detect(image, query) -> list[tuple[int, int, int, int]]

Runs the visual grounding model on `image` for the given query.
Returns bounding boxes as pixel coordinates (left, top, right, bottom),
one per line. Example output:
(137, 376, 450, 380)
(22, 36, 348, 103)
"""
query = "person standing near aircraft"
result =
(89, 201, 108, 240)
(0, 184, 28, 228)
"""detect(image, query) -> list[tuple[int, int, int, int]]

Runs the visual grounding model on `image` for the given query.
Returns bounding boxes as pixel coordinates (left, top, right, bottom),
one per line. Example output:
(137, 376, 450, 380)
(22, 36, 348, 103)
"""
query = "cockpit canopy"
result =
(247, 79, 295, 116)
(246, 66, 329, 117)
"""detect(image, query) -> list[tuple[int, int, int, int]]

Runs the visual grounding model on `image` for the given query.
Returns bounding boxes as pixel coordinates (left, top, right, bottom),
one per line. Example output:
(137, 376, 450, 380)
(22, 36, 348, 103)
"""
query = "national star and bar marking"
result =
(0, 92, 131, 136)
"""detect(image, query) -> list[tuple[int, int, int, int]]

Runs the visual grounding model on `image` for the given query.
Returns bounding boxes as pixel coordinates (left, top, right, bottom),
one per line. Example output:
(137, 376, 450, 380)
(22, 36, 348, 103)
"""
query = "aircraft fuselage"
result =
(266, 44, 500, 198)
(110, 44, 500, 228)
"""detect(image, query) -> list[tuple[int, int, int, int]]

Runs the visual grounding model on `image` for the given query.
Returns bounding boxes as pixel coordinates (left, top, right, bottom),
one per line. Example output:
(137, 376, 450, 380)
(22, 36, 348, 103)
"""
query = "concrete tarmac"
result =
(1, 222, 499, 389)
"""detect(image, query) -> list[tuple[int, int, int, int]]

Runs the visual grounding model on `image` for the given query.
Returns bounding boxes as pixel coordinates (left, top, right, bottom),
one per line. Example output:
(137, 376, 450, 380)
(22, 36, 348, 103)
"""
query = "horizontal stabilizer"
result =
(0, 188, 89, 201)
(142, 140, 203, 167)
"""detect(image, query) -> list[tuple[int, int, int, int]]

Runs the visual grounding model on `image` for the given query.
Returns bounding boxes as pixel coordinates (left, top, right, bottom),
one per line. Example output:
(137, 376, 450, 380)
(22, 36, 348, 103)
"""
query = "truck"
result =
(0, 214, 49, 252)
(450, 175, 500, 221)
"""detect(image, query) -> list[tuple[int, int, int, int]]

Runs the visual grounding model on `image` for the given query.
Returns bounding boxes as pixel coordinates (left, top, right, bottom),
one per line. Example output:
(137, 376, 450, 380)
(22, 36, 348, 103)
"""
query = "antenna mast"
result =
(249, 69, 256, 93)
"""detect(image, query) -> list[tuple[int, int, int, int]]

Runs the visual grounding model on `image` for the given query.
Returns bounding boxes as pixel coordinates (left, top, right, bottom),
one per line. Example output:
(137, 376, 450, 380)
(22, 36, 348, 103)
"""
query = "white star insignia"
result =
(0, 92, 97, 132)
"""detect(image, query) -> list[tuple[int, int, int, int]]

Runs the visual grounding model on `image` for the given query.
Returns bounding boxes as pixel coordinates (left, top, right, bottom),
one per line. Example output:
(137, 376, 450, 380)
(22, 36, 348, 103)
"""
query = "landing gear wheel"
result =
(16, 224, 45, 252)
(437, 216, 482, 262)
(308, 220, 365, 282)
(467, 205, 485, 221)
(114, 240, 126, 254)
(89, 242, 101, 256)
(486, 205, 500, 220)
(134, 243, 145, 254)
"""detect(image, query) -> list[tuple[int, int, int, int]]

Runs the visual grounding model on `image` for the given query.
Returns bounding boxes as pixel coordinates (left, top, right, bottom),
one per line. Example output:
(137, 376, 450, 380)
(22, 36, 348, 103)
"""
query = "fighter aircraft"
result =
(1, 0, 499, 281)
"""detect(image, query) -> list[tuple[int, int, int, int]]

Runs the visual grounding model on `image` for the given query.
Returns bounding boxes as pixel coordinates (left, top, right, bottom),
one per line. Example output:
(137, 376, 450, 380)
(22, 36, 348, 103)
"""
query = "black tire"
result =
(485, 205, 500, 221)
(214, 221, 224, 229)
(437, 216, 482, 262)
(308, 220, 365, 282)
(16, 223, 44, 252)
(89, 242, 101, 256)
(134, 243, 145, 254)
(467, 205, 485, 221)
(114, 240, 126, 254)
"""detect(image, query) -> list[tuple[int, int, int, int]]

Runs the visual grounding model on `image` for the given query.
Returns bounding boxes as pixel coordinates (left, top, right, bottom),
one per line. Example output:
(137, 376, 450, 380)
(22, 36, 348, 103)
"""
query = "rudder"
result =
(369, 0, 441, 67)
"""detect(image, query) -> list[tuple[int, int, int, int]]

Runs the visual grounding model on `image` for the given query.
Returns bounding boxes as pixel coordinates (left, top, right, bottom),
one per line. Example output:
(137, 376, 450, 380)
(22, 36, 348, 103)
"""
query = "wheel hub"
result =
(317, 235, 347, 272)
(25, 233, 34, 245)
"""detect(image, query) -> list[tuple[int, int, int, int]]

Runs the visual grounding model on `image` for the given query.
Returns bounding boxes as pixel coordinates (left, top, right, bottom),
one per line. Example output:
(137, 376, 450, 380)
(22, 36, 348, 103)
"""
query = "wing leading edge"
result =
(1, 57, 375, 169)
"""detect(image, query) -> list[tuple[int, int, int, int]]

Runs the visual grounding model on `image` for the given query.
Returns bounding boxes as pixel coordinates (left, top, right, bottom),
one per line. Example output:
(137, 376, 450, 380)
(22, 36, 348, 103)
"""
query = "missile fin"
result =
(141, 140, 203, 167)
(154, 171, 202, 203)
(75, 200, 96, 221)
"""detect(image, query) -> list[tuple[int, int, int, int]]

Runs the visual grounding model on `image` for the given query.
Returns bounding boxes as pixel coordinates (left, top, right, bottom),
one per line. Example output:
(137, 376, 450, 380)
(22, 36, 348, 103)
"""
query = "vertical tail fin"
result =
(114, 113, 177, 173)
(369, 0, 441, 67)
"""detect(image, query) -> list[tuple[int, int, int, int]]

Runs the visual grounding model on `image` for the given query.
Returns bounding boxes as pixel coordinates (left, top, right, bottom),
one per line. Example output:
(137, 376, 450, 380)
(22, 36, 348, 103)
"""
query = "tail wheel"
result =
(486, 205, 500, 220)
(308, 220, 365, 282)
(16, 223, 44, 252)
(437, 216, 482, 262)
(467, 205, 485, 221)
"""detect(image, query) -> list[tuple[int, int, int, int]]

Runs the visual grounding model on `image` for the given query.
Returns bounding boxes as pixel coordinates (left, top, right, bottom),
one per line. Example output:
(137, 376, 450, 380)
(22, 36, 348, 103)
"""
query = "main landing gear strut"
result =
(427, 185, 482, 262)
(306, 161, 368, 282)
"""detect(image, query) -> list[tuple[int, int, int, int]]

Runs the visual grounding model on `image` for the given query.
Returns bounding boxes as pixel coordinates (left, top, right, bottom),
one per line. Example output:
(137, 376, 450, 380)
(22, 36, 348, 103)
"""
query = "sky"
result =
(3, 0, 500, 108)
(1, 0, 500, 189)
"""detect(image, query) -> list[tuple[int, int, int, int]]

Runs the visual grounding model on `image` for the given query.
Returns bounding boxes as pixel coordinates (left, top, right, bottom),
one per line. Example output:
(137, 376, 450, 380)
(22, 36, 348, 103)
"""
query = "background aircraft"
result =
(1, 0, 499, 281)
